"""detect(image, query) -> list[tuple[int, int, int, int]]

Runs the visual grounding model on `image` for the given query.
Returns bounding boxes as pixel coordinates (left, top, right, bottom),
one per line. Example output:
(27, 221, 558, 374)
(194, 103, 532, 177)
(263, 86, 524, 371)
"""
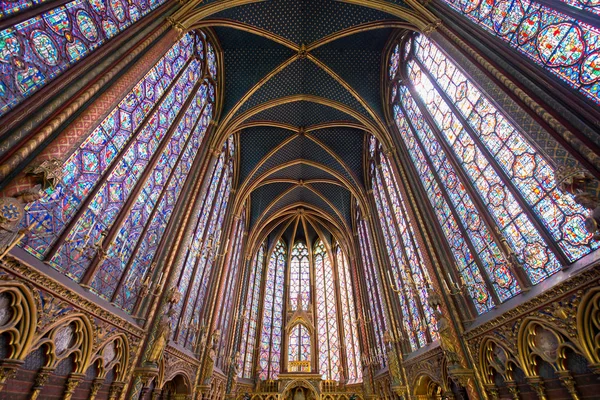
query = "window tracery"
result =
(258, 239, 286, 380)
(170, 136, 234, 351)
(314, 239, 340, 380)
(336, 245, 362, 384)
(356, 211, 387, 368)
(239, 242, 265, 379)
(388, 32, 598, 314)
(18, 31, 218, 315)
(0, 0, 170, 117)
(439, 0, 600, 104)
(369, 138, 438, 351)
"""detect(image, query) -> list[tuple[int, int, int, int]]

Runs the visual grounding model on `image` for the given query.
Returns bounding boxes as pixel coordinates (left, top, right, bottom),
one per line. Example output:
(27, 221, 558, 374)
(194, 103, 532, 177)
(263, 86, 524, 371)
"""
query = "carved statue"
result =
(166, 286, 182, 305)
(147, 309, 175, 364)
(437, 315, 461, 367)
(0, 187, 45, 256)
(232, 351, 242, 377)
(203, 329, 221, 384)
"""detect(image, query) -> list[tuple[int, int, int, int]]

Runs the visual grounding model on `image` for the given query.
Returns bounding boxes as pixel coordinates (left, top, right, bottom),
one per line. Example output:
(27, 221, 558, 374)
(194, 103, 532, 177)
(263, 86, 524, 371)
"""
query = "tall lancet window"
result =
(438, 0, 600, 104)
(369, 138, 438, 351)
(0, 0, 170, 117)
(336, 245, 362, 383)
(216, 208, 246, 369)
(290, 241, 310, 310)
(388, 33, 598, 314)
(288, 324, 311, 372)
(258, 239, 286, 380)
(170, 135, 234, 351)
(19, 31, 217, 313)
(356, 208, 387, 368)
(239, 242, 265, 378)
(314, 239, 341, 380)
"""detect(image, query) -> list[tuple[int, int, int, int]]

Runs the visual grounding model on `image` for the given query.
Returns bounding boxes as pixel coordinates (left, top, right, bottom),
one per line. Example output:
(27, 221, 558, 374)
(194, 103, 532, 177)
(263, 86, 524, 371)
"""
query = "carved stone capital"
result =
(63, 373, 86, 400)
(108, 381, 126, 400)
(422, 19, 442, 36)
(0, 359, 23, 390)
(88, 378, 105, 400)
(525, 376, 547, 400)
(484, 384, 499, 400)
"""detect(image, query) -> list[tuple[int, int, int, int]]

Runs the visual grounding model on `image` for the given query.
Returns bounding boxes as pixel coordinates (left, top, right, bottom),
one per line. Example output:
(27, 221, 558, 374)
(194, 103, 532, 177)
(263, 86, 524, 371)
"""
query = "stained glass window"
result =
(239, 243, 265, 378)
(388, 32, 599, 314)
(439, 0, 600, 104)
(314, 239, 341, 380)
(356, 213, 387, 368)
(369, 141, 439, 351)
(290, 241, 310, 310)
(216, 209, 246, 369)
(172, 137, 234, 351)
(258, 239, 286, 380)
(19, 32, 217, 315)
(0, 0, 169, 117)
(335, 246, 362, 383)
(288, 324, 310, 372)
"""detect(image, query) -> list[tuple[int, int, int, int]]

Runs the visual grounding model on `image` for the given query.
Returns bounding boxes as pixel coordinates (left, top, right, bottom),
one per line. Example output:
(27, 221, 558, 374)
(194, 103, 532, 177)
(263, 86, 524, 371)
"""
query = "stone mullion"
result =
(226, 254, 254, 388)
(250, 252, 268, 381)
(414, 56, 567, 267)
(0, 10, 178, 185)
(428, 8, 600, 175)
(363, 192, 406, 362)
(350, 224, 377, 393)
(332, 244, 349, 384)
(44, 54, 195, 263)
(218, 216, 243, 369)
(174, 163, 227, 343)
(381, 153, 438, 343)
(81, 78, 205, 286)
(399, 85, 504, 305)
(353, 224, 377, 353)
(374, 161, 430, 345)
(111, 100, 209, 303)
(127, 147, 219, 399)
(357, 220, 387, 362)
(200, 186, 239, 357)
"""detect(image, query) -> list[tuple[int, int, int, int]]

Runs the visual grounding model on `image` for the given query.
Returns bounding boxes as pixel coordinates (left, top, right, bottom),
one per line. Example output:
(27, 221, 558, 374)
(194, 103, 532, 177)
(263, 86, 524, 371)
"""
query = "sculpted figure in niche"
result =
(147, 308, 176, 365)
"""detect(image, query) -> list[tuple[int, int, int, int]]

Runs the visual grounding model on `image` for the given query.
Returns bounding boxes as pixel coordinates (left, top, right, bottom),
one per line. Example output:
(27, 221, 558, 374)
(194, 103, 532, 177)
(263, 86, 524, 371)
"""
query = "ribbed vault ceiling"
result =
(182, 0, 421, 242)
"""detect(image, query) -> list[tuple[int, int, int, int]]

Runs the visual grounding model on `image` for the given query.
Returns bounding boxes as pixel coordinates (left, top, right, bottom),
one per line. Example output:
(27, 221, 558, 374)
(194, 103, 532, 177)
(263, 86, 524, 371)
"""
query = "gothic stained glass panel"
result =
(393, 103, 495, 314)
(0, 0, 50, 18)
(89, 82, 210, 304)
(288, 324, 310, 370)
(0, 0, 168, 117)
(370, 145, 439, 351)
(314, 240, 340, 380)
(357, 218, 387, 368)
(240, 243, 265, 378)
(114, 103, 213, 312)
(290, 242, 310, 310)
(399, 86, 527, 297)
(180, 164, 232, 350)
(258, 240, 286, 380)
(439, 0, 600, 104)
(558, 0, 600, 16)
(19, 33, 195, 261)
(412, 35, 598, 262)
(217, 210, 246, 368)
(407, 58, 564, 284)
(170, 154, 224, 337)
(336, 246, 362, 384)
(49, 58, 202, 281)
